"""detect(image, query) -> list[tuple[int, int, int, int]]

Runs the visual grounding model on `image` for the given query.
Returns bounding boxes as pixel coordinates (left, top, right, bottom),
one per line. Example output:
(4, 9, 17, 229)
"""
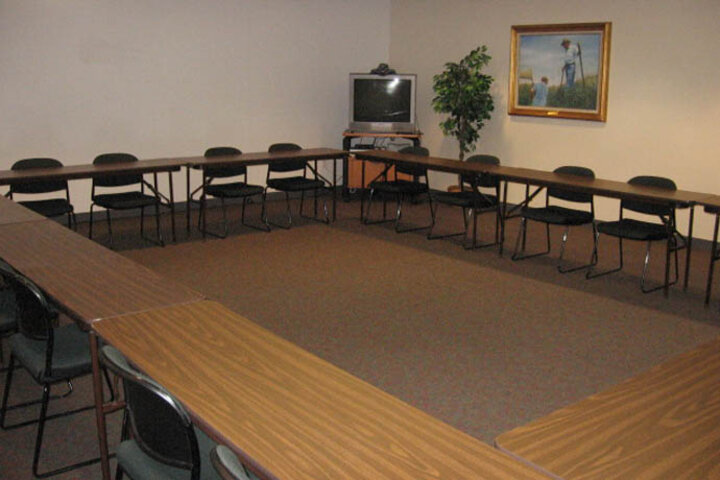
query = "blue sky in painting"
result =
(518, 33, 601, 87)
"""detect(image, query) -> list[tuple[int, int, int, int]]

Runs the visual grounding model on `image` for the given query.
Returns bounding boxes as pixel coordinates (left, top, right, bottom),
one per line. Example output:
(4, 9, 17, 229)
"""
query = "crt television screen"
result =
(353, 78, 412, 123)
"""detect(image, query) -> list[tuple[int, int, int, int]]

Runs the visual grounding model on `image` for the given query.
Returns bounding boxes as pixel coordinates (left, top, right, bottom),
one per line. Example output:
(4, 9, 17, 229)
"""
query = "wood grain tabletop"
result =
(0, 157, 187, 185)
(0, 195, 47, 225)
(174, 147, 348, 168)
(95, 300, 551, 480)
(0, 219, 204, 324)
(495, 336, 720, 479)
(353, 150, 707, 205)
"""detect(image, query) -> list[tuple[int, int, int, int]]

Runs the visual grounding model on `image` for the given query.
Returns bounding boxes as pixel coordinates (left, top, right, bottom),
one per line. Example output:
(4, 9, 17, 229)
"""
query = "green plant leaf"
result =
(432, 46, 494, 159)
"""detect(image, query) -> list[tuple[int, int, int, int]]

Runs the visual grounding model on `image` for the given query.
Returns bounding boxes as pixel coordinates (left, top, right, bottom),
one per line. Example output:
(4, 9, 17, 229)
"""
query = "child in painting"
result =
(530, 76, 549, 106)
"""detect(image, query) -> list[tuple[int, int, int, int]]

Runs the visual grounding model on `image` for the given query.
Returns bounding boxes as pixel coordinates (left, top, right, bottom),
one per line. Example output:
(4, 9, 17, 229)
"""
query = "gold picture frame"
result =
(509, 22, 611, 122)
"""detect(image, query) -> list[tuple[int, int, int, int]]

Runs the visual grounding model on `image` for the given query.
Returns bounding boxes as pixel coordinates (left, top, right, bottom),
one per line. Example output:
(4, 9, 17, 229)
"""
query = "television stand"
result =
(342, 130, 423, 200)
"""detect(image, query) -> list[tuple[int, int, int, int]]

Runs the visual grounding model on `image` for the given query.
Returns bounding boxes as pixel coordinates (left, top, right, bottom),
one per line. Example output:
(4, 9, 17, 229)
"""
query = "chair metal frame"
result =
(6, 157, 77, 230)
(0, 288, 16, 374)
(89, 153, 164, 248)
(363, 146, 434, 234)
(512, 166, 598, 273)
(210, 445, 254, 480)
(427, 155, 503, 251)
(100, 345, 202, 480)
(190, 147, 269, 238)
(586, 176, 686, 295)
(0, 265, 113, 478)
(263, 143, 331, 229)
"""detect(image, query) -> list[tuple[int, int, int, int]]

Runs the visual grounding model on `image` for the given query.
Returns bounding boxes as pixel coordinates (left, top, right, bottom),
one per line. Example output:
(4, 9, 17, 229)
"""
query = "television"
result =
(348, 73, 417, 133)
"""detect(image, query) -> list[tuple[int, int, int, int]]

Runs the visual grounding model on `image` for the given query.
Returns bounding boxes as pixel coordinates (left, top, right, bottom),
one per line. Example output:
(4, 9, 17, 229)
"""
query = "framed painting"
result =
(508, 22, 611, 121)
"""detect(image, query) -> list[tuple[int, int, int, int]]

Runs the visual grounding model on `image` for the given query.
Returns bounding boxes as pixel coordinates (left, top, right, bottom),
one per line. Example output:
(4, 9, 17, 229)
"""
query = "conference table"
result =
(0, 148, 717, 478)
(353, 149, 711, 295)
(494, 336, 720, 479)
(0, 216, 205, 480)
(0, 148, 347, 242)
(0, 202, 551, 479)
(94, 300, 552, 480)
(0, 157, 186, 242)
(174, 147, 346, 231)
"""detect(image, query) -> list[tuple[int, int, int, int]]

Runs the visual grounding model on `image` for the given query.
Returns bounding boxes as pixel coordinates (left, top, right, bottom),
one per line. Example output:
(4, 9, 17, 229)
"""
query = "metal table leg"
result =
(90, 333, 111, 480)
(683, 205, 694, 291)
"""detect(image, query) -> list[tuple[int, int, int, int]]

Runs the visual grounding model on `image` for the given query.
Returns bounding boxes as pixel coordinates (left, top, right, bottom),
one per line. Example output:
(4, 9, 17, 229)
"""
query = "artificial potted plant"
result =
(432, 46, 494, 161)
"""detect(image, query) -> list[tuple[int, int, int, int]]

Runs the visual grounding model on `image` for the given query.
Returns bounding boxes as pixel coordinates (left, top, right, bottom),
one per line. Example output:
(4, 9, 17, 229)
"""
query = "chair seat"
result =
(93, 191, 158, 210)
(10, 323, 90, 382)
(370, 179, 428, 195)
(204, 182, 264, 199)
(0, 289, 16, 334)
(117, 426, 226, 480)
(431, 190, 497, 208)
(596, 218, 670, 241)
(521, 205, 593, 226)
(266, 177, 325, 192)
(18, 199, 73, 218)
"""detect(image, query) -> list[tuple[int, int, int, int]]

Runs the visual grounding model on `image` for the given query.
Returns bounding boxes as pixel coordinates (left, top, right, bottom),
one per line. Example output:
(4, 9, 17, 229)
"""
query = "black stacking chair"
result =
(264, 143, 329, 229)
(0, 264, 112, 478)
(100, 345, 223, 480)
(192, 147, 268, 238)
(89, 153, 163, 248)
(428, 154, 502, 250)
(210, 445, 256, 480)
(512, 166, 597, 273)
(7, 158, 76, 229)
(587, 175, 685, 294)
(704, 205, 720, 305)
(363, 145, 434, 233)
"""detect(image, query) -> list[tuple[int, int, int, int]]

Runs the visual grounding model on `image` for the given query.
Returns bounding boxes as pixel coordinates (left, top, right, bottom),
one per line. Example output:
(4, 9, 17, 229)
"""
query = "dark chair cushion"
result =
(204, 183, 264, 199)
(266, 177, 324, 192)
(370, 179, 428, 195)
(596, 218, 670, 241)
(705, 205, 720, 215)
(10, 323, 90, 382)
(117, 426, 225, 480)
(431, 190, 497, 209)
(93, 192, 158, 210)
(18, 199, 73, 218)
(0, 289, 16, 334)
(521, 205, 593, 226)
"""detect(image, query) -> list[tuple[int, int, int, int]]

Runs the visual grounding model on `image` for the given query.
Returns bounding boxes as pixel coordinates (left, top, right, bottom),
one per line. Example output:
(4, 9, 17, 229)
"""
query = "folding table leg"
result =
(683, 205, 694, 291)
(90, 333, 112, 480)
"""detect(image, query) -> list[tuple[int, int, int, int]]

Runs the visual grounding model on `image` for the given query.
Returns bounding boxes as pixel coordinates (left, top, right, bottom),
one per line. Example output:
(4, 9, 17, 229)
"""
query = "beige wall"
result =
(0, 0, 390, 210)
(389, 0, 720, 239)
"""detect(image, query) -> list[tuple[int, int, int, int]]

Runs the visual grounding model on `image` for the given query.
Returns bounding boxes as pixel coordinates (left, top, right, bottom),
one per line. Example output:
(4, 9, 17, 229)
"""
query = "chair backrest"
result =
(0, 259, 18, 336)
(0, 263, 54, 342)
(210, 445, 252, 480)
(93, 153, 142, 188)
(10, 158, 68, 195)
(464, 154, 500, 189)
(396, 145, 429, 177)
(623, 175, 677, 216)
(548, 166, 595, 203)
(267, 143, 306, 173)
(100, 345, 200, 476)
(204, 147, 246, 178)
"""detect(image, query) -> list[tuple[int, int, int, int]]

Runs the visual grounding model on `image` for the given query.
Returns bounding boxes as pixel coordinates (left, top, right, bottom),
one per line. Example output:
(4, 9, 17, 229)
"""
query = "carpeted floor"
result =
(1, 196, 719, 479)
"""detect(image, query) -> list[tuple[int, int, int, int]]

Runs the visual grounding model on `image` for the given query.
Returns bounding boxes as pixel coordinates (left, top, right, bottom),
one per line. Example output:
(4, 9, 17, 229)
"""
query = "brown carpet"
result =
(1, 197, 719, 479)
